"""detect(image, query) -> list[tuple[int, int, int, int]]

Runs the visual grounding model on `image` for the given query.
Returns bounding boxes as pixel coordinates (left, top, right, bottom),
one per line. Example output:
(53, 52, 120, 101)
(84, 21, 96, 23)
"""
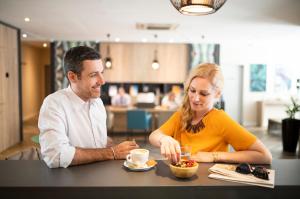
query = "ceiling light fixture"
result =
(104, 34, 112, 69)
(170, 0, 226, 16)
(24, 17, 30, 22)
(151, 34, 160, 70)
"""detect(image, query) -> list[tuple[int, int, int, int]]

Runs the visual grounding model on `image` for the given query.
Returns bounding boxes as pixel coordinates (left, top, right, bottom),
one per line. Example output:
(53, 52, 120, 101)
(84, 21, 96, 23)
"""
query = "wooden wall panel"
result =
(0, 24, 6, 104)
(0, 23, 20, 152)
(0, 25, 4, 48)
(0, 104, 5, 150)
(4, 48, 20, 150)
(100, 42, 188, 83)
(0, 49, 4, 104)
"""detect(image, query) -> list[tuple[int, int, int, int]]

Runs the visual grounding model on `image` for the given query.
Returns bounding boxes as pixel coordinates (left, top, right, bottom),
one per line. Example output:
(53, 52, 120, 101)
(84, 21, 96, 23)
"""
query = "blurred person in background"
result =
(161, 91, 181, 110)
(111, 87, 131, 107)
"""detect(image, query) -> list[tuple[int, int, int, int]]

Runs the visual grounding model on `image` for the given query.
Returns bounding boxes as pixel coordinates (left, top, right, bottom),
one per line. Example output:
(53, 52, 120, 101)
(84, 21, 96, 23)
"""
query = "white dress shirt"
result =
(38, 86, 107, 168)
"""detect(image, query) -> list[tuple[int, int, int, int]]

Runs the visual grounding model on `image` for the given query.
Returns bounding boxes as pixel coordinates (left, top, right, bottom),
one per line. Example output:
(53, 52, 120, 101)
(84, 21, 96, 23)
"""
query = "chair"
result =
(31, 135, 40, 144)
(126, 109, 152, 142)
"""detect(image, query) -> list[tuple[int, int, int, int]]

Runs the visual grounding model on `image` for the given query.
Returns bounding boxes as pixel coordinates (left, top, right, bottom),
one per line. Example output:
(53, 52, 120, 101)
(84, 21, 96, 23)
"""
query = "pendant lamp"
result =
(104, 34, 112, 69)
(152, 34, 160, 70)
(170, 0, 226, 16)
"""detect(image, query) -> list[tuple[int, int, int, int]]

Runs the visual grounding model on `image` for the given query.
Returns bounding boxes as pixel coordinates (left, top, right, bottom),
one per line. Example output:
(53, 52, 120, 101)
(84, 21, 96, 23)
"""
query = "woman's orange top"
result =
(159, 109, 257, 154)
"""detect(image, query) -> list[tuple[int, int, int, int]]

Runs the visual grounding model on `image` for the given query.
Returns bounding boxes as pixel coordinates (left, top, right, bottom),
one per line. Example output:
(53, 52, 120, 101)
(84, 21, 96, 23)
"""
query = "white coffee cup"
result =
(126, 149, 149, 167)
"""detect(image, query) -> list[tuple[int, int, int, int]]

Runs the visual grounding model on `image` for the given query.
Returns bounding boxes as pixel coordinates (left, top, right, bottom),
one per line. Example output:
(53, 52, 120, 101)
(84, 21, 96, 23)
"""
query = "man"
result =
(38, 46, 138, 168)
(111, 87, 131, 107)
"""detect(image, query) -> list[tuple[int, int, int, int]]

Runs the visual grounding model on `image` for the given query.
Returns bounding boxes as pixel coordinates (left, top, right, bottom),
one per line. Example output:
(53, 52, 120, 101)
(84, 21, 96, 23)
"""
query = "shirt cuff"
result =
(60, 146, 76, 168)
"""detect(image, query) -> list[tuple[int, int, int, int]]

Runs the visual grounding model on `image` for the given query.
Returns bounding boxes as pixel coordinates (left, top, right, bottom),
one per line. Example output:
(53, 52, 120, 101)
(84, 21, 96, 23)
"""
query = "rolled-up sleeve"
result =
(38, 97, 75, 168)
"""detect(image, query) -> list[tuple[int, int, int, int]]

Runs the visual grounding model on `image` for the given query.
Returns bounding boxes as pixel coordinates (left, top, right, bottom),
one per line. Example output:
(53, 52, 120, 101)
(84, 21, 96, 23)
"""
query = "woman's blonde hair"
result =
(179, 63, 224, 131)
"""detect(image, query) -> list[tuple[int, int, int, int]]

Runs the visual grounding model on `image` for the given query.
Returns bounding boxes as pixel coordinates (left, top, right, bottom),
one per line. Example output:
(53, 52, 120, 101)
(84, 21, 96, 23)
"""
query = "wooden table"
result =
(0, 159, 300, 199)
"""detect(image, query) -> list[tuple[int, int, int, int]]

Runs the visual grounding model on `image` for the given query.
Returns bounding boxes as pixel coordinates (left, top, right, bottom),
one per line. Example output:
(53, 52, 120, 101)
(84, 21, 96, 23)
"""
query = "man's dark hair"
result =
(63, 46, 100, 78)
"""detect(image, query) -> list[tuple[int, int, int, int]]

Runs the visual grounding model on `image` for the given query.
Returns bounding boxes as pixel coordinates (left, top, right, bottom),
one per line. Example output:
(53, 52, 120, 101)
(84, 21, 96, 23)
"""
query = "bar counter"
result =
(0, 159, 300, 199)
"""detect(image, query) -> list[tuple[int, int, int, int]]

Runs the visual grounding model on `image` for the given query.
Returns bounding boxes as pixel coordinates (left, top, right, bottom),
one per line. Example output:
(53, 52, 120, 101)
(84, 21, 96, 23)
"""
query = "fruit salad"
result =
(173, 160, 197, 168)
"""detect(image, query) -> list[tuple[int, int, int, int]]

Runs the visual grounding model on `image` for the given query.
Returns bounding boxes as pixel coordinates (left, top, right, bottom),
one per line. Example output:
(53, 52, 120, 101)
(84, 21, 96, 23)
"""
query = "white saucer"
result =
(123, 161, 155, 171)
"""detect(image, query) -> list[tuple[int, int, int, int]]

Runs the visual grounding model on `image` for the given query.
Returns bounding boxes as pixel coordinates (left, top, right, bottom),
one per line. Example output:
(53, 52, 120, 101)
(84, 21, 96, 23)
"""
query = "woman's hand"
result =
(160, 136, 181, 163)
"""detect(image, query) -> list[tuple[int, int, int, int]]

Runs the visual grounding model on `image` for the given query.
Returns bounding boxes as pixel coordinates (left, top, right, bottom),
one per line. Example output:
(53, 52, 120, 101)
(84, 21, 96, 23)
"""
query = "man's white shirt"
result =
(38, 86, 107, 168)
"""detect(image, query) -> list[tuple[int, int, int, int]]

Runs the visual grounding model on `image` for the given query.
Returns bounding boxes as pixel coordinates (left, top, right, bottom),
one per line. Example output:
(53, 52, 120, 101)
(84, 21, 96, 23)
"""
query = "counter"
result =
(0, 159, 300, 199)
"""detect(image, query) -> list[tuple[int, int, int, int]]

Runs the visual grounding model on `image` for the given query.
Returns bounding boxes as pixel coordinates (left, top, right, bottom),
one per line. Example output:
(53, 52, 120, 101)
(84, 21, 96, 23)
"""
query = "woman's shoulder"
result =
(205, 108, 233, 123)
(208, 108, 227, 117)
(170, 111, 181, 119)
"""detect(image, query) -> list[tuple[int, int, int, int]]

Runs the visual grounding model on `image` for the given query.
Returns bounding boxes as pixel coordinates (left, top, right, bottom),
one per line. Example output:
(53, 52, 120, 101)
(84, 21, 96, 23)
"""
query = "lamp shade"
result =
(152, 59, 159, 70)
(105, 57, 112, 69)
(170, 0, 226, 16)
(152, 47, 159, 70)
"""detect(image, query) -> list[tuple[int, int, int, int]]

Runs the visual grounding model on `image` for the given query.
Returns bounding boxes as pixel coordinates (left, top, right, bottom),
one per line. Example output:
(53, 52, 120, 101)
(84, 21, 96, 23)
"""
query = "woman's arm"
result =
(149, 129, 167, 147)
(149, 129, 181, 162)
(192, 139, 272, 164)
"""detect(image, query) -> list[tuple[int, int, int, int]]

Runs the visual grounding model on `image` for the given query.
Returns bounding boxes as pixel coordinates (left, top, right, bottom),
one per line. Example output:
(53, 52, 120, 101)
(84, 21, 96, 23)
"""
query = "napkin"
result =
(208, 164, 275, 188)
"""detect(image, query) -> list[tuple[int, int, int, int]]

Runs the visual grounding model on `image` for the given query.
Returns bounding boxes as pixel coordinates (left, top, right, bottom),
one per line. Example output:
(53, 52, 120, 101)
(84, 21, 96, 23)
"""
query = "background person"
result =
(161, 91, 181, 110)
(149, 63, 272, 164)
(111, 87, 131, 107)
(38, 46, 138, 168)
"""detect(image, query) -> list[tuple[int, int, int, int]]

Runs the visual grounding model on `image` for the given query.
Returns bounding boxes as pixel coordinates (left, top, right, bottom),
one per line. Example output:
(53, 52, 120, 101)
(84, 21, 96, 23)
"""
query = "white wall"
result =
(220, 40, 300, 126)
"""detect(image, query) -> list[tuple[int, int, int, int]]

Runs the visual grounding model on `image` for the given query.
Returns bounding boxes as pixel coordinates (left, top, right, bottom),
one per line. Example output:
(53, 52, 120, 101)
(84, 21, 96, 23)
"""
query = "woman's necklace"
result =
(186, 120, 205, 133)
(186, 110, 210, 133)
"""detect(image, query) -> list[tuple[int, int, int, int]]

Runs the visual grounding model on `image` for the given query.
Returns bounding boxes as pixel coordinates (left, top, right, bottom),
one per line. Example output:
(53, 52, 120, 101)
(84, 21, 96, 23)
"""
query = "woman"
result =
(149, 63, 272, 164)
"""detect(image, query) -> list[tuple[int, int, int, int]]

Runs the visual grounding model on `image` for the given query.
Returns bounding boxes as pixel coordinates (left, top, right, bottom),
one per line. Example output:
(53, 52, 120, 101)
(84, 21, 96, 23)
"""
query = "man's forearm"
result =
(70, 147, 114, 166)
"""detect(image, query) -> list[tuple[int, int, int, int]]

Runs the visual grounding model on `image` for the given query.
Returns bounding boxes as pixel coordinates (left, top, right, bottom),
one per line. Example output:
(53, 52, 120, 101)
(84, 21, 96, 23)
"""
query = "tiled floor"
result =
(1, 117, 299, 160)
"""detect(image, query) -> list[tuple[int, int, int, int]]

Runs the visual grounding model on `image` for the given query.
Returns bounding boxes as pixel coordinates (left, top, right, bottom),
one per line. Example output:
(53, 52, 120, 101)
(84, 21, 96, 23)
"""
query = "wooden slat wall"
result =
(100, 43, 189, 83)
(0, 23, 20, 151)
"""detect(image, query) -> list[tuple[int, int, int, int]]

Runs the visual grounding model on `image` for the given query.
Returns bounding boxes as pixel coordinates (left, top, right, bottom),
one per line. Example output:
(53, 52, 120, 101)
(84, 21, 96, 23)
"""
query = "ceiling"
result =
(0, 0, 300, 43)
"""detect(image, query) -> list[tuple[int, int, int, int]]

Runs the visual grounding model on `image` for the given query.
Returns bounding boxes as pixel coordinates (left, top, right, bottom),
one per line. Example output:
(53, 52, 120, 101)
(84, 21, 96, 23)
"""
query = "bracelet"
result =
(212, 152, 218, 163)
(110, 147, 116, 160)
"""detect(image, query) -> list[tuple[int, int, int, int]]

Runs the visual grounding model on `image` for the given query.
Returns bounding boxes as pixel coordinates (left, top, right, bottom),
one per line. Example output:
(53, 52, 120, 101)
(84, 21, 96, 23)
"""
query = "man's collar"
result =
(66, 86, 98, 107)
(66, 86, 88, 107)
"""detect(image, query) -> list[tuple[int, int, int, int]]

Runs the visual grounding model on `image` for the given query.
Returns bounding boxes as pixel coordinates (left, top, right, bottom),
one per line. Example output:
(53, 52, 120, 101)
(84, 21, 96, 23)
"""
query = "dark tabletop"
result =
(0, 159, 300, 199)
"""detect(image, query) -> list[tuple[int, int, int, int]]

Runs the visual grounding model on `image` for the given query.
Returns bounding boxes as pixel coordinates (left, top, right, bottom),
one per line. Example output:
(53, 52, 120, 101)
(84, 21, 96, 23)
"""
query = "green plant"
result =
(285, 97, 300, 119)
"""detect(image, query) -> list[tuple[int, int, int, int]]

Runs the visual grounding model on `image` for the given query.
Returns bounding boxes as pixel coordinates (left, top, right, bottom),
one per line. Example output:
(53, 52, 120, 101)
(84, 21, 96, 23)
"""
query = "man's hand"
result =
(160, 136, 181, 163)
(113, 140, 139, 159)
(106, 136, 114, 147)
